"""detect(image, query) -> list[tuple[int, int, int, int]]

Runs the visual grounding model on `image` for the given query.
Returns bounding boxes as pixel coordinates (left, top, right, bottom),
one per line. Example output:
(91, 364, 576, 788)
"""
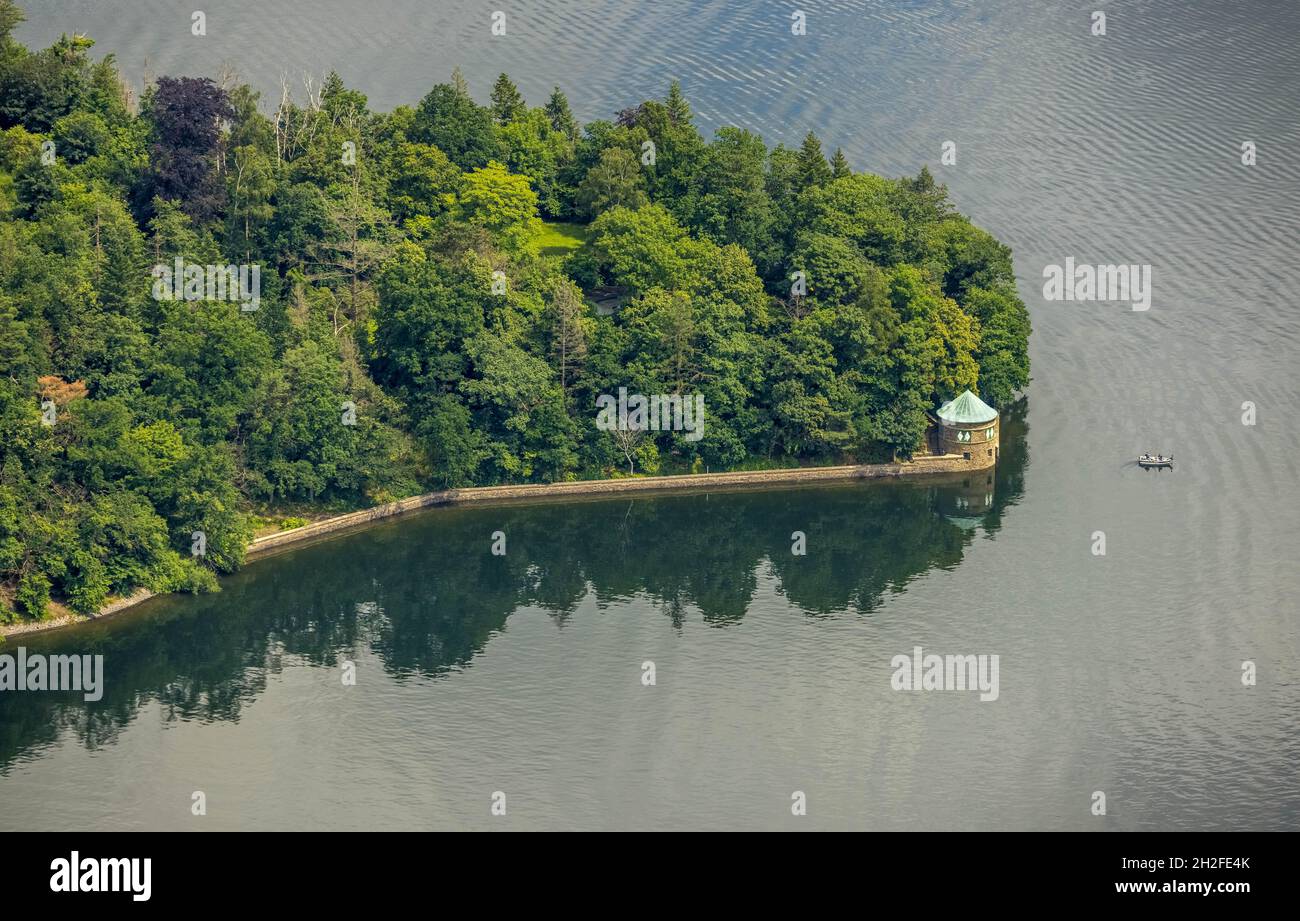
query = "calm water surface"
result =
(3, 0, 1298, 830)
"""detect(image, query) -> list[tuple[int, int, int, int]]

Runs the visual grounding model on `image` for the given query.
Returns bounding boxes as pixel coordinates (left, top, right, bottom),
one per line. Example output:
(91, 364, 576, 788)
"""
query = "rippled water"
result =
(4, 0, 1298, 830)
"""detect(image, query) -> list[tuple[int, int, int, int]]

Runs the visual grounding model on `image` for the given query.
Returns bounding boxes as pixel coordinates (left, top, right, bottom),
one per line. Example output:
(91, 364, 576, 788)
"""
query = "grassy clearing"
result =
(537, 220, 590, 258)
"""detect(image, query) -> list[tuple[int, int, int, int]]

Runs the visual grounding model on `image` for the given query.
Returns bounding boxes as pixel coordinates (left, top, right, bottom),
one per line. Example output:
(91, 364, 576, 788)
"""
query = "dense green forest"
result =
(0, 1, 1028, 623)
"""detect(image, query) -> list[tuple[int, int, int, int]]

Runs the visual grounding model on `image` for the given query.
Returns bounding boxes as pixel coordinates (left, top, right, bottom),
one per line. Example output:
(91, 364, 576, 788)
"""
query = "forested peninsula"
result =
(0, 1, 1029, 624)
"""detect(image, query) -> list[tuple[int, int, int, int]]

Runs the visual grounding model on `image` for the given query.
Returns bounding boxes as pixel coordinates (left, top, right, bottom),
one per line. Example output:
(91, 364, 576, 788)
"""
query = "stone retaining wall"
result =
(246, 455, 980, 556)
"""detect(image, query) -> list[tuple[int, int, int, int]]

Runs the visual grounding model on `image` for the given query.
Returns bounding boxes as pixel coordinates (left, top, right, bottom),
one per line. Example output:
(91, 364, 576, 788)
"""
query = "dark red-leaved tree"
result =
(143, 75, 233, 224)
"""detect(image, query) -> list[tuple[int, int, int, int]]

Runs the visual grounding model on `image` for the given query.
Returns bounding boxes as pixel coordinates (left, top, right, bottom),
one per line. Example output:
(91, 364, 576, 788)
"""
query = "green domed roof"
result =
(936, 389, 998, 424)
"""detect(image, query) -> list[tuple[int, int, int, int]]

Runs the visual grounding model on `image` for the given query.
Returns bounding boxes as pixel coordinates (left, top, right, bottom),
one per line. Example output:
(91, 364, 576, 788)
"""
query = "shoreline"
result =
(1, 454, 985, 638)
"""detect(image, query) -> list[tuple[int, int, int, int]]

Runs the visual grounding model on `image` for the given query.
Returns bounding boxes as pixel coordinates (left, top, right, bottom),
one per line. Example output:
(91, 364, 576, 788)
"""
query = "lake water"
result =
(3, 0, 1298, 830)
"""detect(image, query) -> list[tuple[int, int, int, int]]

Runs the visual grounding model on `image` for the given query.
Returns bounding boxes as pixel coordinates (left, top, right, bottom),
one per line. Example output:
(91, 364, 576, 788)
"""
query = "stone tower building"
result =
(933, 389, 999, 470)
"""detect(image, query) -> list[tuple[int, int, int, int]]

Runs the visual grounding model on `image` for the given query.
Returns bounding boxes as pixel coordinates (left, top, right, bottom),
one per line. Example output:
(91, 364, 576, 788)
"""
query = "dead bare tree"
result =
(309, 193, 395, 338)
(273, 71, 292, 165)
(551, 281, 587, 395)
(782, 293, 811, 320)
(611, 427, 647, 475)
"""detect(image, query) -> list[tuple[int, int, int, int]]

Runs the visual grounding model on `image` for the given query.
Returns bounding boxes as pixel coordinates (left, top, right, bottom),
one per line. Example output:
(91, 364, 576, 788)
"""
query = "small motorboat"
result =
(1138, 453, 1173, 469)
